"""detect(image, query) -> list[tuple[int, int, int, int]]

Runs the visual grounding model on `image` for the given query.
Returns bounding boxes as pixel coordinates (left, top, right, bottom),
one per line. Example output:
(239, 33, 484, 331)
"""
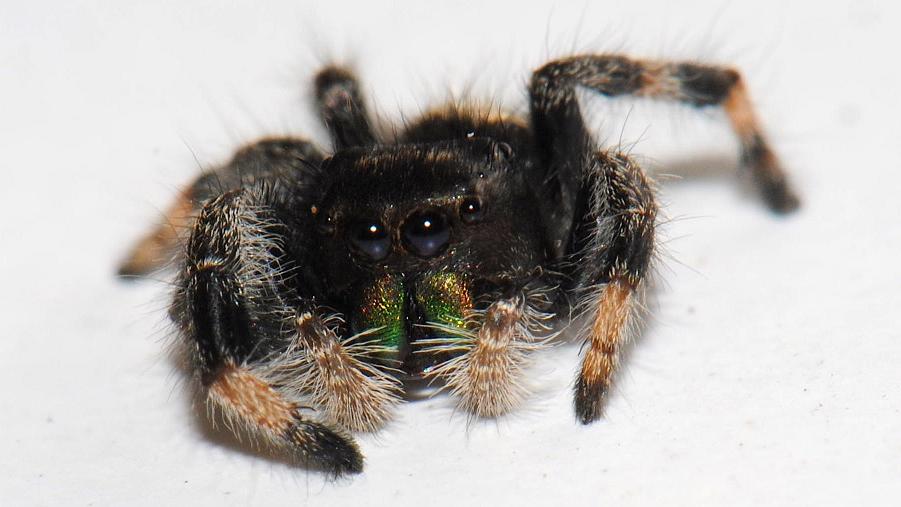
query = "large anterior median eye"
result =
(348, 220, 391, 261)
(402, 209, 450, 258)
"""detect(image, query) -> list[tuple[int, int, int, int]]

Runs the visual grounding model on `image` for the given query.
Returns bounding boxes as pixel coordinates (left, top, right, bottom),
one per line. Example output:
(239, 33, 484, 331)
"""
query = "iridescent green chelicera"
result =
(355, 274, 406, 351)
(415, 272, 473, 334)
(355, 272, 474, 355)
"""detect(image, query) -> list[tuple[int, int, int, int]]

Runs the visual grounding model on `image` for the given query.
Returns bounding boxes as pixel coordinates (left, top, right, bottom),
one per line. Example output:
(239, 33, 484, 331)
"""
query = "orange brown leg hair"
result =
(117, 190, 194, 277)
(207, 361, 362, 474)
(574, 275, 640, 423)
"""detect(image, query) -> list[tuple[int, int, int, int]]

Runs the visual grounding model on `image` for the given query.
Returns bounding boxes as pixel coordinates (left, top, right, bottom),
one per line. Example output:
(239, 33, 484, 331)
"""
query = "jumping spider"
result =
(120, 55, 799, 475)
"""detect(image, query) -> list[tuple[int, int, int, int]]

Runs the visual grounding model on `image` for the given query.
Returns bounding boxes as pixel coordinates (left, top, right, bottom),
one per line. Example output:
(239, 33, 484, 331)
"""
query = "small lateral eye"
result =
(348, 220, 391, 261)
(314, 206, 336, 236)
(459, 197, 483, 224)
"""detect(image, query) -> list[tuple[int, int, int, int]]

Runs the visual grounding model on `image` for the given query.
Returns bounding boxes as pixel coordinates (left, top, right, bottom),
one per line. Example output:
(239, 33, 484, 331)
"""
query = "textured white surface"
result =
(2, 1, 900, 505)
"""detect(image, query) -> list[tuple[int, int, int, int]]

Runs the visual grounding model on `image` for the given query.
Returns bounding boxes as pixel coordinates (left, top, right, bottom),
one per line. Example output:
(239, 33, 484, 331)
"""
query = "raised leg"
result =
(314, 66, 377, 150)
(530, 54, 799, 215)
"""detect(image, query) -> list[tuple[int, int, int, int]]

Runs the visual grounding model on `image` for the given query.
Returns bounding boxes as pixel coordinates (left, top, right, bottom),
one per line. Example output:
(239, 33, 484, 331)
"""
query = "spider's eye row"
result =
(402, 209, 450, 258)
(459, 197, 483, 224)
(348, 220, 391, 261)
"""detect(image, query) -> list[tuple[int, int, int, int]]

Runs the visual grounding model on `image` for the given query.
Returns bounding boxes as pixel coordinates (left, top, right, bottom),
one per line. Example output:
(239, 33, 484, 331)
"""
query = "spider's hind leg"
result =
(117, 138, 324, 277)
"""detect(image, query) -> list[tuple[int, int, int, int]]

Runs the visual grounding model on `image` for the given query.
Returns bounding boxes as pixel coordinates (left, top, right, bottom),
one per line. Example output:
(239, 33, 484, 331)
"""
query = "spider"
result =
(119, 55, 799, 475)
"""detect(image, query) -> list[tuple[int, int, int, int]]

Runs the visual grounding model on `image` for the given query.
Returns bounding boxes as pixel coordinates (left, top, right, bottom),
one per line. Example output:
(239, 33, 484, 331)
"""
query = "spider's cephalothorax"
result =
(311, 137, 552, 375)
(120, 57, 798, 475)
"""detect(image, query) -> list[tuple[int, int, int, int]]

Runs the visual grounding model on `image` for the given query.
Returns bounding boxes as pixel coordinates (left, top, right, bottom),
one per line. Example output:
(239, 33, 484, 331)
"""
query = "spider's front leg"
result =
(529, 57, 661, 423)
(567, 151, 657, 424)
(173, 185, 400, 475)
(172, 187, 360, 474)
(530, 54, 799, 214)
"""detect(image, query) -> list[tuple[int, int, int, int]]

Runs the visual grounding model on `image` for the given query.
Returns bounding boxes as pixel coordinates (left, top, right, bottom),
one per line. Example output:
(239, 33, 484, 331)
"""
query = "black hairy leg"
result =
(172, 187, 364, 474)
(529, 58, 659, 423)
(568, 151, 657, 424)
(530, 54, 799, 214)
(315, 66, 377, 150)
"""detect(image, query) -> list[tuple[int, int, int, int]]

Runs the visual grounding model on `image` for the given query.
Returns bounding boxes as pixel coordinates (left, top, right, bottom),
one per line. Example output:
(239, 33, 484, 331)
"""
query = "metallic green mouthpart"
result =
(415, 272, 473, 334)
(356, 274, 406, 351)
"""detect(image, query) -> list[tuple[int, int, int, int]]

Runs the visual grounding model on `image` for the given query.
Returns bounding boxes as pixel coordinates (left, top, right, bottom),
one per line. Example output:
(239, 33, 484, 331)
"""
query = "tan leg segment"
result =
(118, 191, 194, 276)
(208, 362, 298, 434)
(642, 61, 799, 212)
(206, 361, 363, 474)
(575, 278, 635, 423)
(722, 79, 800, 211)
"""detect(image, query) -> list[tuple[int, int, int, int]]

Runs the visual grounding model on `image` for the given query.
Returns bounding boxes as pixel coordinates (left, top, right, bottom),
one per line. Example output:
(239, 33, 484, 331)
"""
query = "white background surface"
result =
(2, 1, 899, 505)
